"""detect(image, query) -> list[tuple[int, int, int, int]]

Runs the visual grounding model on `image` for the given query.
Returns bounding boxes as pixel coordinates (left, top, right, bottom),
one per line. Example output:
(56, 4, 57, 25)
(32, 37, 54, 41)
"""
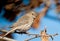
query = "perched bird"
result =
(2, 11, 37, 37)
(2, 0, 51, 38)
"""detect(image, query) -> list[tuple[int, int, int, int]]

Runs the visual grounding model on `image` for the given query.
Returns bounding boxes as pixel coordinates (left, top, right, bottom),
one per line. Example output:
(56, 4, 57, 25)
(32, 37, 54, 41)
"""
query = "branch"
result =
(24, 33, 58, 41)
(25, 34, 40, 41)
(0, 36, 16, 41)
(0, 29, 8, 33)
(49, 33, 58, 37)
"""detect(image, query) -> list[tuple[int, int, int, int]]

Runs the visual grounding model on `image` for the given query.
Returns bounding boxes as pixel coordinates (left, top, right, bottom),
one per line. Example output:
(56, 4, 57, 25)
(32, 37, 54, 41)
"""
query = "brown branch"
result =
(25, 34, 40, 41)
(0, 36, 16, 41)
(0, 29, 8, 33)
(24, 33, 58, 41)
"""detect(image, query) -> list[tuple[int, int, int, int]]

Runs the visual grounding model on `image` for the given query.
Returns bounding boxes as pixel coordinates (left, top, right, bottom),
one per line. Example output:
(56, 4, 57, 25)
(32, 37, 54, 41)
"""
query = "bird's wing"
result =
(12, 15, 31, 27)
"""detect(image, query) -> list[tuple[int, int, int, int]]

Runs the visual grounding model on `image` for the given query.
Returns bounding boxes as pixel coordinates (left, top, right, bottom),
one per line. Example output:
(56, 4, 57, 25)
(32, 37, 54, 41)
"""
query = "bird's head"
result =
(28, 11, 37, 19)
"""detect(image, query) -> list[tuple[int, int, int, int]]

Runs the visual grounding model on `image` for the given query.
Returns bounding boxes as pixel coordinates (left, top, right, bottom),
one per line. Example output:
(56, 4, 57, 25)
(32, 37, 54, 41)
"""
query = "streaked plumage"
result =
(3, 11, 37, 37)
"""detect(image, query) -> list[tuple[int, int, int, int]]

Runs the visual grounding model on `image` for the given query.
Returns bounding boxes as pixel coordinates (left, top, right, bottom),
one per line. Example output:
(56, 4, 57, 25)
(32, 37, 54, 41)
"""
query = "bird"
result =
(2, 0, 51, 37)
(2, 11, 37, 37)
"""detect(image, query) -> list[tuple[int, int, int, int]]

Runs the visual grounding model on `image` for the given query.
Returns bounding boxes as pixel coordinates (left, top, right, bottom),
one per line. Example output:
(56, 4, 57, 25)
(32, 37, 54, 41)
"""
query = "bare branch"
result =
(49, 33, 58, 37)
(25, 34, 40, 41)
(0, 36, 16, 41)
(0, 29, 8, 33)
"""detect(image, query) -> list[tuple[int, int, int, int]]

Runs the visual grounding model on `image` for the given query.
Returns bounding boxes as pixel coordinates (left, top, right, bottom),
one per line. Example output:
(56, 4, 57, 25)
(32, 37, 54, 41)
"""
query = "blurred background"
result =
(0, 0, 60, 41)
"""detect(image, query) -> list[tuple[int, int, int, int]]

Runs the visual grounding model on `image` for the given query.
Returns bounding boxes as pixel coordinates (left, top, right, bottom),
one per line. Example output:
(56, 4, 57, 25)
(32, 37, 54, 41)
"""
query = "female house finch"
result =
(3, 11, 37, 37)
(2, 0, 51, 38)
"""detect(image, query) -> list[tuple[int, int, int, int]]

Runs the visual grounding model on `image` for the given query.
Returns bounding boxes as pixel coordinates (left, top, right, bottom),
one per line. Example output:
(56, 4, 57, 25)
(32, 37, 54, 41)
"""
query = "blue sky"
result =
(0, 0, 60, 41)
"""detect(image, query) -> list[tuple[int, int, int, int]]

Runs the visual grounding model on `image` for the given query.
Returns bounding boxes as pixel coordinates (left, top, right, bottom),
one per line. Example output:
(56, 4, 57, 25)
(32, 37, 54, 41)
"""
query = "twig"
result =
(49, 33, 58, 37)
(25, 36, 37, 41)
(24, 33, 58, 41)
(25, 35, 40, 41)
(0, 29, 8, 33)
(0, 36, 16, 41)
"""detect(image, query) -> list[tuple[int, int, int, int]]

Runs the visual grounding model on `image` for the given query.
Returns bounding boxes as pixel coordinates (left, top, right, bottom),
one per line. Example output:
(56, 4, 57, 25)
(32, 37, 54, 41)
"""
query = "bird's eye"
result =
(32, 13, 34, 15)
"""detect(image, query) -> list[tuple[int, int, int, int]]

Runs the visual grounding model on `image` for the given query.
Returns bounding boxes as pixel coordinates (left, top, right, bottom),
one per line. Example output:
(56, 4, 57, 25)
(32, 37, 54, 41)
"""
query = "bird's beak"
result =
(33, 16, 36, 18)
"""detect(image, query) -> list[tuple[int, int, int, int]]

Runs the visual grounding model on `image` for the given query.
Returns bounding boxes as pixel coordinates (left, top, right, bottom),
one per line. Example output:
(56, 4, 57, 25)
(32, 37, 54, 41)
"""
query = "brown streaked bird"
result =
(2, 0, 51, 38)
(2, 11, 37, 38)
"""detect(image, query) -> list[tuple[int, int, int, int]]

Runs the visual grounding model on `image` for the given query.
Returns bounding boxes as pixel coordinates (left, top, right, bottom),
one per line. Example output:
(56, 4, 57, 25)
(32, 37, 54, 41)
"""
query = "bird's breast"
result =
(15, 16, 34, 31)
